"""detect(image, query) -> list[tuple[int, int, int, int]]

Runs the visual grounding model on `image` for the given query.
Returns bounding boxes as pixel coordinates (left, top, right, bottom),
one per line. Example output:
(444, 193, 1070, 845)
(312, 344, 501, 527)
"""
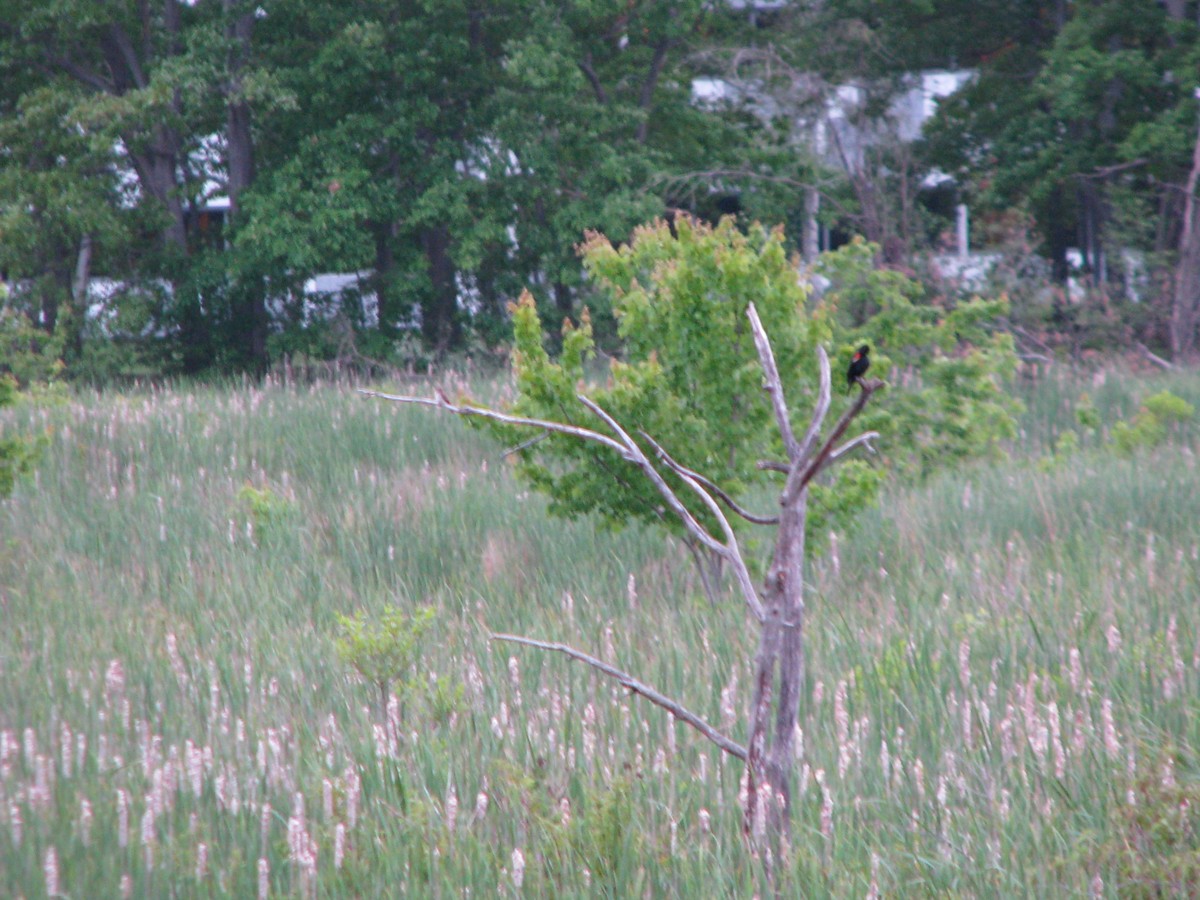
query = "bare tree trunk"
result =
(71, 234, 93, 311)
(223, 0, 266, 370)
(742, 354, 879, 868)
(1172, 107, 1200, 362)
(802, 186, 820, 262)
(86, 14, 189, 251)
(744, 490, 807, 861)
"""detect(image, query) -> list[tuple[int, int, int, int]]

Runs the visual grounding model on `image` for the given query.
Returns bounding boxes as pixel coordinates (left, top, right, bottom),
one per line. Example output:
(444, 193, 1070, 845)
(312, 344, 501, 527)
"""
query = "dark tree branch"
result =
(500, 431, 552, 458)
(635, 37, 673, 143)
(1074, 158, 1148, 181)
(492, 633, 747, 761)
(46, 55, 114, 93)
(790, 379, 884, 502)
(577, 55, 608, 104)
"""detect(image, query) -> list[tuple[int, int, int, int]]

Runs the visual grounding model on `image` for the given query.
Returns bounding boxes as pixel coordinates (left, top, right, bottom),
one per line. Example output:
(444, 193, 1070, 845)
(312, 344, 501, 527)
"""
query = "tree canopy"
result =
(2, 0, 1200, 376)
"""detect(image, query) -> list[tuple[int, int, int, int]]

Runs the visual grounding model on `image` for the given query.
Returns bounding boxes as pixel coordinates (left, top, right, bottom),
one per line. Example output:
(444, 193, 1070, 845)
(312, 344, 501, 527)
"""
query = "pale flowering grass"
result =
(0, 366, 1197, 895)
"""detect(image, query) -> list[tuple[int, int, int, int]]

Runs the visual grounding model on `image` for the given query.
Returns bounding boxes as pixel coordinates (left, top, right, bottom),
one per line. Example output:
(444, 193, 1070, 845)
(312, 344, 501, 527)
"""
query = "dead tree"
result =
(360, 302, 881, 869)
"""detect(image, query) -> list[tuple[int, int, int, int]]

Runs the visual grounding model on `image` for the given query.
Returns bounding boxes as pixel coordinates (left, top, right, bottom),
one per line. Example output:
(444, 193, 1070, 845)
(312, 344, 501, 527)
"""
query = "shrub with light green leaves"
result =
(0, 374, 41, 498)
(1112, 390, 1195, 456)
(477, 220, 1021, 552)
(335, 605, 462, 723)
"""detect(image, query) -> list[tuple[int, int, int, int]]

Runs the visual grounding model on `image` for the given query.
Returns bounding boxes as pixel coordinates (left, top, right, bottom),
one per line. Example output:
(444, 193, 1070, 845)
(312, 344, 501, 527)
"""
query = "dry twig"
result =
(492, 633, 747, 761)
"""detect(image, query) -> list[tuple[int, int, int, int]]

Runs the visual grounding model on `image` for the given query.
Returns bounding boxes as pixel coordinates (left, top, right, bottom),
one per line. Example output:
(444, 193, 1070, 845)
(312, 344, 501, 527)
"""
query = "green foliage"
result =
(923, 0, 1200, 328)
(236, 482, 295, 539)
(484, 217, 827, 540)
(335, 605, 439, 714)
(1076, 393, 1102, 432)
(569, 776, 641, 885)
(0, 307, 66, 387)
(817, 238, 1022, 481)
(0, 373, 41, 498)
(1143, 390, 1196, 423)
(486, 223, 1019, 556)
(1112, 390, 1195, 456)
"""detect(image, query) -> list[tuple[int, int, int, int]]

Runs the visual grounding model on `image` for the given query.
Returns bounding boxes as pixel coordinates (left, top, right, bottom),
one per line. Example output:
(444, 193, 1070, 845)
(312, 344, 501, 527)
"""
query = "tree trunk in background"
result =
(89, 13, 189, 251)
(802, 186, 820, 262)
(224, 1, 256, 224)
(1171, 107, 1200, 362)
(125, 123, 188, 250)
(421, 224, 461, 352)
(224, 0, 266, 370)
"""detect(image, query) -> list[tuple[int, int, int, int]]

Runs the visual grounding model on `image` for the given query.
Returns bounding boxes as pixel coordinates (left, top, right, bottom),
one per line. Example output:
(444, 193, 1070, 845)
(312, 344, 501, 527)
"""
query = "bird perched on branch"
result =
(847, 345, 871, 388)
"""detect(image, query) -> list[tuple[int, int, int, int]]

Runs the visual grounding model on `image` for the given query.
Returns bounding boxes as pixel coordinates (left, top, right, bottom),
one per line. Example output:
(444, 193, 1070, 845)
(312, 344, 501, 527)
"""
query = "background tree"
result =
(922, 1, 1200, 356)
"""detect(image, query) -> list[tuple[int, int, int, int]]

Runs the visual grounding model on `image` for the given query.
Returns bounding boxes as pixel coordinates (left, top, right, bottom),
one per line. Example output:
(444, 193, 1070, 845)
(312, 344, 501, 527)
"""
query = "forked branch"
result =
(577, 396, 764, 621)
(493, 633, 748, 761)
(788, 378, 884, 502)
(641, 433, 779, 526)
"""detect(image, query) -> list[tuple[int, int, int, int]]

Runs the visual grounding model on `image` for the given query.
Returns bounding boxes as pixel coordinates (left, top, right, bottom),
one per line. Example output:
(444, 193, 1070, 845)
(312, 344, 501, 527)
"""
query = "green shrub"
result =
(1112, 390, 1194, 456)
(335, 605, 443, 718)
(0, 374, 41, 498)
(236, 482, 296, 540)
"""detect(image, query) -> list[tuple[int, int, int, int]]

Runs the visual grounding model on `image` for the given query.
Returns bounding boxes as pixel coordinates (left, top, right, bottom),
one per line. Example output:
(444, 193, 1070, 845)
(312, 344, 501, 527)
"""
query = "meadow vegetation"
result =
(1, 363, 1199, 896)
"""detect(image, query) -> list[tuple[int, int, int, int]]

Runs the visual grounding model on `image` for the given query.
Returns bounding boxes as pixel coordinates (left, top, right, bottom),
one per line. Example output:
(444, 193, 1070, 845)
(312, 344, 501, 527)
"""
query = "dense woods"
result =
(3, 0, 1200, 379)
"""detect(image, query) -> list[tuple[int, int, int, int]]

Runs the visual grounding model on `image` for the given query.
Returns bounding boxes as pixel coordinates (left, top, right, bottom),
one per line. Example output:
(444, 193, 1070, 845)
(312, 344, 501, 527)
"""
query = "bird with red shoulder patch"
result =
(847, 344, 871, 388)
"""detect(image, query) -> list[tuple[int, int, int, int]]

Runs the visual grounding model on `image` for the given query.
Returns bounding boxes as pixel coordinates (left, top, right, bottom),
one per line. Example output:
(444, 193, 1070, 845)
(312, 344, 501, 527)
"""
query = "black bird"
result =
(847, 345, 871, 387)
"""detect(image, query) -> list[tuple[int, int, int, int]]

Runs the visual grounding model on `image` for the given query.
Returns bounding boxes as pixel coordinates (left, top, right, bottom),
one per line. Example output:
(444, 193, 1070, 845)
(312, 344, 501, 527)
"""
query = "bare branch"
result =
(746, 302, 799, 459)
(1073, 157, 1148, 181)
(493, 633, 747, 761)
(828, 431, 880, 465)
(577, 395, 765, 620)
(634, 429, 766, 620)
(500, 431, 551, 458)
(795, 345, 832, 466)
(357, 389, 632, 459)
(757, 459, 790, 474)
(641, 433, 779, 525)
(361, 386, 765, 619)
(1137, 342, 1174, 370)
(636, 38, 673, 141)
(575, 395, 730, 562)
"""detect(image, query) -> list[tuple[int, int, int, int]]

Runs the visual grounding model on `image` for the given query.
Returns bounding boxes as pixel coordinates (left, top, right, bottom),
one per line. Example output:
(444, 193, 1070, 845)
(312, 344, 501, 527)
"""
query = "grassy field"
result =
(1, 364, 1198, 897)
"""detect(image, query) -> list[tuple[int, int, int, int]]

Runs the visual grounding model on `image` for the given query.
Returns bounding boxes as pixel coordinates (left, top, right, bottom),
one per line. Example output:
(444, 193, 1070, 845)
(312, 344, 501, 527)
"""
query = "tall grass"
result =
(1, 365, 1197, 896)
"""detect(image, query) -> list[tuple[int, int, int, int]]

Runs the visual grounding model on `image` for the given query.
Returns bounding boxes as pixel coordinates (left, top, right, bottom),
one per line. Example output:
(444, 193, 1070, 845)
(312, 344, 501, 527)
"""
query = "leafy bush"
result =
(334, 605, 462, 723)
(1112, 390, 1195, 456)
(0, 374, 40, 498)
(236, 482, 296, 540)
